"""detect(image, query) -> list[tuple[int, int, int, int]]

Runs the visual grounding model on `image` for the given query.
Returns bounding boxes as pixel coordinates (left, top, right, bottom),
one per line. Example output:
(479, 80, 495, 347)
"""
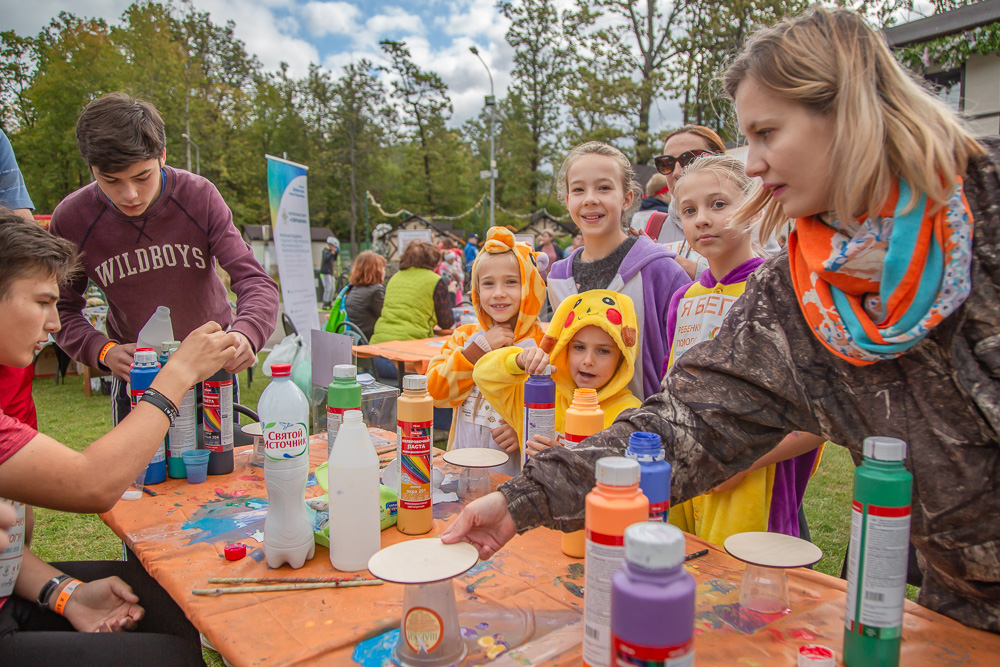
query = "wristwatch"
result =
(36, 574, 71, 609)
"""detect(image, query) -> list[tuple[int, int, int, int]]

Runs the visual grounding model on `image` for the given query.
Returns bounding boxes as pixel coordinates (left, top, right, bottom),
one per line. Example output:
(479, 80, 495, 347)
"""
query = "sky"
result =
(1, 0, 689, 130)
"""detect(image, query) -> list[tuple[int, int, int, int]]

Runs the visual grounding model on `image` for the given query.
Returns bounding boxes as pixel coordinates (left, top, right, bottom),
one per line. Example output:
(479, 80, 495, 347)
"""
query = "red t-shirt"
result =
(0, 405, 37, 611)
(0, 365, 37, 429)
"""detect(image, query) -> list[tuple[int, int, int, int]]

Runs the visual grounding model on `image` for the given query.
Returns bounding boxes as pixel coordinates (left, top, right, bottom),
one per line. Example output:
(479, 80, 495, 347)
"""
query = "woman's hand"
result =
(526, 435, 559, 457)
(490, 423, 519, 456)
(62, 577, 144, 633)
(441, 492, 517, 560)
(516, 347, 550, 375)
(483, 323, 515, 350)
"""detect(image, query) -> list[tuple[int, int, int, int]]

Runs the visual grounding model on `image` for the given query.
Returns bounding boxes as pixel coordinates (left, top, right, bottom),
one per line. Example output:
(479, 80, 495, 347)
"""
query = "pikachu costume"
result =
(473, 290, 641, 469)
(426, 227, 546, 476)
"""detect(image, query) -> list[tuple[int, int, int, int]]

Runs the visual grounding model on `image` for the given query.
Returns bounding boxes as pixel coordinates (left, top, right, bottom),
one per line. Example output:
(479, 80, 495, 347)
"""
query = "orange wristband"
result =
(98, 341, 118, 364)
(53, 578, 81, 615)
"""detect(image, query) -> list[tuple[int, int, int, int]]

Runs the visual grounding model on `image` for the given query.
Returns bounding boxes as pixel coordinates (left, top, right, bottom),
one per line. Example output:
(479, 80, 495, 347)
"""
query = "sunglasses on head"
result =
(653, 149, 718, 175)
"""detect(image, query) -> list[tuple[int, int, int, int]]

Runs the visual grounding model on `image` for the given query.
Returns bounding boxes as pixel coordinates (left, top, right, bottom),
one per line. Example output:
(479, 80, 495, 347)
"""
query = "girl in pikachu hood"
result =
(426, 227, 547, 476)
(472, 289, 641, 469)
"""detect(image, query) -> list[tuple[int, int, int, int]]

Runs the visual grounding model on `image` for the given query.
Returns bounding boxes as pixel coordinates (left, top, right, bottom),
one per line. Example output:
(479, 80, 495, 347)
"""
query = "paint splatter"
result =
(476, 623, 489, 630)
(180, 498, 267, 545)
(215, 488, 249, 500)
(713, 603, 789, 634)
(790, 628, 816, 641)
(244, 499, 267, 509)
(737, 659, 764, 667)
(566, 563, 584, 579)
(700, 579, 739, 596)
(351, 628, 398, 666)
(764, 628, 786, 644)
(461, 627, 479, 638)
(560, 581, 584, 598)
(466, 574, 496, 593)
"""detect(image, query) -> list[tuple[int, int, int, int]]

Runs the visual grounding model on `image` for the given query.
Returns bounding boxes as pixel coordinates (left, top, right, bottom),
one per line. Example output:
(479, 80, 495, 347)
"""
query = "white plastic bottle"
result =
(328, 410, 381, 571)
(137, 306, 174, 357)
(259, 363, 316, 569)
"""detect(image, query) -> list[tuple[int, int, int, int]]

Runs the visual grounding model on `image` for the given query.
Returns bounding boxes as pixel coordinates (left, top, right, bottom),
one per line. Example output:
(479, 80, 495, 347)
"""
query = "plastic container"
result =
(561, 388, 604, 558)
(396, 375, 434, 536)
(161, 341, 197, 479)
(611, 523, 695, 665)
(844, 436, 912, 667)
(203, 369, 234, 475)
(328, 410, 381, 571)
(625, 432, 671, 522)
(136, 306, 174, 357)
(129, 348, 167, 484)
(583, 457, 649, 667)
(523, 367, 555, 470)
(259, 363, 316, 569)
(327, 364, 362, 458)
(182, 449, 210, 484)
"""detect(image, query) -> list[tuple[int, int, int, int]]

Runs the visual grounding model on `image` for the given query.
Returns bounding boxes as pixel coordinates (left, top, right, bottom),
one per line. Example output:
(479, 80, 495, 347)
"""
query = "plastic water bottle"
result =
(136, 306, 174, 357)
(328, 410, 381, 571)
(259, 363, 316, 569)
(844, 436, 912, 667)
(327, 364, 362, 458)
(129, 348, 166, 484)
(203, 369, 234, 475)
(161, 341, 197, 479)
(625, 432, 671, 522)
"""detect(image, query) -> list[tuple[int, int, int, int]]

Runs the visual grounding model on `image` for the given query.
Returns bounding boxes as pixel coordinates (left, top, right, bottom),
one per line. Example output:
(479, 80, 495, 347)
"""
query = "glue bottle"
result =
(561, 388, 604, 558)
(396, 374, 433, 535)
(130, 348, 167, 484)
(583, 456, 648, 667)
(203, 369, 234, 475)
(625, 432, 671, 522)
(136, 306, 174, 357)
(611, 522, 695, 665)
(327, 364, 362, 458)
(161, 341, 197, 479)
(328, 410, 380, 571)
(844, 436, 912, 667)
(259, 363, 315, 569)
(522, 366, 555, 471)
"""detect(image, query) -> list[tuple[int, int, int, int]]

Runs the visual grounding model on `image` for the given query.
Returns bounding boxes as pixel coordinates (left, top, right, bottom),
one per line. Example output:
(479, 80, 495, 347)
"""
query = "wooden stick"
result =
(193, 580, 383, 596)
(208, 576, 379, 584)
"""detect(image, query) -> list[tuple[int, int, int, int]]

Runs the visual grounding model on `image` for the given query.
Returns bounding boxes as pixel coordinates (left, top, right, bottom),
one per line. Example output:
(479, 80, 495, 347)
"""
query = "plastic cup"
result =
(182, 450, 211, 485)
(457, 468, 490, 501)
(739, 563, 790, 614)
(122, 468, 146, 501)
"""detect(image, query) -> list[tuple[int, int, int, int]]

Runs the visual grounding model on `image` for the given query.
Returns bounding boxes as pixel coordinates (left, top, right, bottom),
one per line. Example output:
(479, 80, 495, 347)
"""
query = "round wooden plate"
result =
(724, 531, 823, 569)
(241, 422, 262, 436)
(367, 538, 479, 584)
(442, 448, 509, 469)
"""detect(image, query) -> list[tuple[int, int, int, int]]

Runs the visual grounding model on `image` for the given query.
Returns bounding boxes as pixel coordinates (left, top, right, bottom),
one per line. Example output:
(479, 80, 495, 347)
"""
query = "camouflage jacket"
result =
(500, 138, 1000, 633)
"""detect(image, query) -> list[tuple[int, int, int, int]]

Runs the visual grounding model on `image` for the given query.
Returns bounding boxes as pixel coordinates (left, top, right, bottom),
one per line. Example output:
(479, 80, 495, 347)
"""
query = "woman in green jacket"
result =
(371, 241, 456, 345)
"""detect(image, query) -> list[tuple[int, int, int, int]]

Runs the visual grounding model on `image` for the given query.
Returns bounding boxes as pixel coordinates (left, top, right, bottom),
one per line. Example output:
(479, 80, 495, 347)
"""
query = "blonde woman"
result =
(444, 6, 1000, 633)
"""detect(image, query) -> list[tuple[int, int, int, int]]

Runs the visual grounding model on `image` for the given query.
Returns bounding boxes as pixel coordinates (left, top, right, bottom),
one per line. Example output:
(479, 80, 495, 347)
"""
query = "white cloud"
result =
(301, 1, 362, 37)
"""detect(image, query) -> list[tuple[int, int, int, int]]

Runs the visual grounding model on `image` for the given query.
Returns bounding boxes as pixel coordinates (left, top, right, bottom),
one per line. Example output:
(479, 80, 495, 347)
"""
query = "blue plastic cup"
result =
(182, 450, 211, 485)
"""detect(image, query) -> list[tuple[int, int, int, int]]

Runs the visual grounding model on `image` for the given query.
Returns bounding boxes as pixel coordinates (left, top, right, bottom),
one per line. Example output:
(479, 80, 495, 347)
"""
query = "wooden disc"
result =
(367, 538, 479, 584)
(724, 531, 823, 569)
(241, 422, 262, 436)
(442, 448, 509, 469)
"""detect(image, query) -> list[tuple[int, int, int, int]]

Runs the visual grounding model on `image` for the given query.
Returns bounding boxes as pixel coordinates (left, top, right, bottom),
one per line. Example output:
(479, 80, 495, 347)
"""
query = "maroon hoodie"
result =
(50, 167, 278, 367)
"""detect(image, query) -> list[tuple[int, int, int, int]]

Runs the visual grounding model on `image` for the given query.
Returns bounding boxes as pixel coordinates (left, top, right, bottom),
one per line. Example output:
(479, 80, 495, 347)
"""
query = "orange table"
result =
(100, 437, 1000, 666)
(353, 336, 449, 376)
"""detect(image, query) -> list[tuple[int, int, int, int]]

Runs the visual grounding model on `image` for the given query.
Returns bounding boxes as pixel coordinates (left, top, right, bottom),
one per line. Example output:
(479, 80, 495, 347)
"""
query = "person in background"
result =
(533, 230, 564, 282)
(0, 211, 236, 664)
(372, 241, 456, 344)
(464, 233, 480, 275)
(48, 93, 278, 426)
(319, 236, 339, 309)
(570, 233, 584, 251)
(629, 173, 671, 235)
(343, 250, 386, 341)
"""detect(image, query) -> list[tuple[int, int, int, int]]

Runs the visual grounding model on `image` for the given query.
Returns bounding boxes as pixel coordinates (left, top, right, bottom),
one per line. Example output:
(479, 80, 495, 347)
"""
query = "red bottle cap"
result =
(224, 543, 247, 560)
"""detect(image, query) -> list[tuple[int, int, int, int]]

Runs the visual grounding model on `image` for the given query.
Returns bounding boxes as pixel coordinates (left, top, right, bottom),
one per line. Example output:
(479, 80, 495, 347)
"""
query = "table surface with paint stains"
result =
(100, 435, 1000, 666)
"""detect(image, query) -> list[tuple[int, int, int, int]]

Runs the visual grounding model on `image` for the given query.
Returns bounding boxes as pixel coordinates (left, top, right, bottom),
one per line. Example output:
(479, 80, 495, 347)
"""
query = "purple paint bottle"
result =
(610, 522, 695, 666)
(522, 366, 555, 470)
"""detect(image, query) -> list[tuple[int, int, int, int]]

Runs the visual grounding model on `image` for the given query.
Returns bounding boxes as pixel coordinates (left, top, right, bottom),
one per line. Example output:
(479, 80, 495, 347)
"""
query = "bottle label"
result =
(326, 406, 356, 453)
(564, 431, 587, 445)
(130, 388, 166, 464)
(0, 499, 25, 600)
(397, 419, 432, 510)
(203, 380, 234, 453)
(584, 529, 626, 667)
(403, 606, 443, 653)
(263, 421, 309, 461)
(524, 402, 556, 458)
(168, 388, 197, 457)
(612, 634, 694, 666)
(648, 500, 669, 522)
(845, 500, 910, 638)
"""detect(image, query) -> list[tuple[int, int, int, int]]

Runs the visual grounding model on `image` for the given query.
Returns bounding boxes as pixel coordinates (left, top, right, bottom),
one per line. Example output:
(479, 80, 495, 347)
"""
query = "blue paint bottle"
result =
(625, 432, 671, 521)
(130, 348, 166, 484)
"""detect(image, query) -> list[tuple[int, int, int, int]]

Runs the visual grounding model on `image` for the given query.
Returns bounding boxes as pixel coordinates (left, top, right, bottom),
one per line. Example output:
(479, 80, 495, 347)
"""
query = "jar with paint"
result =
(625, 432, 671, 522)
(561, 388, 604, 558)
(129, 348, 166, 484)
(396, 375, 434, 535)
(583, 456, 648, 667)
(327, 364, 362, 458)
(844, 436, 912, 667)
(203, 368, 234, 475)
(161, 341, 197, 479)
(611, 522, 695, 666)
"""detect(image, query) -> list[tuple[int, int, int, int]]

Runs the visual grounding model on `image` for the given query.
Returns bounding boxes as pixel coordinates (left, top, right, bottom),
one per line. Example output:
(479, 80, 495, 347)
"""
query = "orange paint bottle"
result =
(396, 375, 434, 535)
(561, 388, 604, 558)
(582, 457, 648, 667)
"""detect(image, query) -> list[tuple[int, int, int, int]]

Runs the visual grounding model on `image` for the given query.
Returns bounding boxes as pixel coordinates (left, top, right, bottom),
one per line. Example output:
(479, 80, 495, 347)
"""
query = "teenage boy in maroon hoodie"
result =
(49, 93, 279, 423)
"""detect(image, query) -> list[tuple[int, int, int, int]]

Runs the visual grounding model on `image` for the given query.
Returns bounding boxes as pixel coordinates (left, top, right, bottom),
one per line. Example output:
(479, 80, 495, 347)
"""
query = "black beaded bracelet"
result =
(139, 388, 179, 425)
(37, 574, 71, 609)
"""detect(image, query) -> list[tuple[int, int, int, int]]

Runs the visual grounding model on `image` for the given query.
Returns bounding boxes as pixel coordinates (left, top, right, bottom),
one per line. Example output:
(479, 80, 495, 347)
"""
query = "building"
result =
(242, 225, 336, 275)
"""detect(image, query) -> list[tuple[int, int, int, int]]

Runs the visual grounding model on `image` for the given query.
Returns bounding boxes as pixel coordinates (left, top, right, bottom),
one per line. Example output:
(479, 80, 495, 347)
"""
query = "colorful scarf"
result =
(788, 178, 974, 365)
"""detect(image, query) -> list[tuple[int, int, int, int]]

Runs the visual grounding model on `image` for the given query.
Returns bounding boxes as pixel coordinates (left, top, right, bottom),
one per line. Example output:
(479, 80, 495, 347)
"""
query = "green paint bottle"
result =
(326, 364, 362, 458)
(844, 436, 912, 667)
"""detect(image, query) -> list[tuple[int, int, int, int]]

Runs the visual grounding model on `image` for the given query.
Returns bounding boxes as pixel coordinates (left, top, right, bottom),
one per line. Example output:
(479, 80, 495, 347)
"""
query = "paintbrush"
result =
(684, 549, 709, 562)
(193, 580, 383, 596)
(141, 486, 157, 497)
(208, 576, 379, 584)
